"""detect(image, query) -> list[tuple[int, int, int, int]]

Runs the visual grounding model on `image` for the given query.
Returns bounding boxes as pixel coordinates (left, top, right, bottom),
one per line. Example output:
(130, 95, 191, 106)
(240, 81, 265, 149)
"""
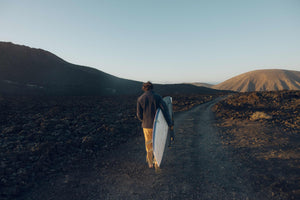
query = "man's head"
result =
(142, 81, 153, 92)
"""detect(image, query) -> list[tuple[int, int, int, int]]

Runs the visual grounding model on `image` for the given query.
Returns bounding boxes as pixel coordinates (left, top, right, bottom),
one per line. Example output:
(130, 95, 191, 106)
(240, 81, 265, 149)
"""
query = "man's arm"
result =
(159, 98, 173, 127)
(136, 101, 143, 121)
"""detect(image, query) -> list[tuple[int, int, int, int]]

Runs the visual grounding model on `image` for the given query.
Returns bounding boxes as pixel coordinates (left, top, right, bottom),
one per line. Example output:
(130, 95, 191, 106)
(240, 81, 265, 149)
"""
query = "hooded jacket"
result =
(137, 90, 172, 129)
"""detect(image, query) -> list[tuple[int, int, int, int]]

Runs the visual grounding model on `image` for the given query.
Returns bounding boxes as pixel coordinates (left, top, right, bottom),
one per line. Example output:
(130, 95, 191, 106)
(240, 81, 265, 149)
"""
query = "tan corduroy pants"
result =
(143, 128, 155, 167)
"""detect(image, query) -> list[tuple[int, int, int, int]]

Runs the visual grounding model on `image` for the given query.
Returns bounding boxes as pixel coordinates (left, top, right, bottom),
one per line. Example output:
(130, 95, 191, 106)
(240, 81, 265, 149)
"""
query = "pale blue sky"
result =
(1, 0, 299, 83)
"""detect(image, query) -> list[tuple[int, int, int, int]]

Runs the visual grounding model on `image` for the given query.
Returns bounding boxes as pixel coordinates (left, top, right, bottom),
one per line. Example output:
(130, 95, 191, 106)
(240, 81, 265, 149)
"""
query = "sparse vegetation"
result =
(250, 111, 272, 121)
(214, 90, 300, 133)
(213, 90, 300, 199)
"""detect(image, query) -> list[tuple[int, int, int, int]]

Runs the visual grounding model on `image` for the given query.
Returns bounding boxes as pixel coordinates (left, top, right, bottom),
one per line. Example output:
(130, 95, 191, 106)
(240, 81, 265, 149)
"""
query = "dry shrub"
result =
(250, 111, 272, 121)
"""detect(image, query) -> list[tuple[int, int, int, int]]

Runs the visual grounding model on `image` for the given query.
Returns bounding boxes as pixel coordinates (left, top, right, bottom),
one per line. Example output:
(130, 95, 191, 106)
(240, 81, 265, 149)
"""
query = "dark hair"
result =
(142, 81, 153, 91)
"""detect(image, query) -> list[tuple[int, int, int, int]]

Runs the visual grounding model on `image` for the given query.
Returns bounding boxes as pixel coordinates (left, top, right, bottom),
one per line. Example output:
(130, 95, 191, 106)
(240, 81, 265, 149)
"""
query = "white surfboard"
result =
(153, 96, 173, 167)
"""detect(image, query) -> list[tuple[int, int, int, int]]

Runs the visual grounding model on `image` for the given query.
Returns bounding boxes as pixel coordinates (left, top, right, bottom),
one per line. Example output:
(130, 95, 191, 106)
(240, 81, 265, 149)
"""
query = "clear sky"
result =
(1, 0, 299, 84)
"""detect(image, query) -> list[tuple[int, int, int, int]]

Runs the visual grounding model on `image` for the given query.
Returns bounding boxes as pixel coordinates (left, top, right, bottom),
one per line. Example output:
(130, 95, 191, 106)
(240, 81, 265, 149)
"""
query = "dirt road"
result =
(23, 98, 263, 200)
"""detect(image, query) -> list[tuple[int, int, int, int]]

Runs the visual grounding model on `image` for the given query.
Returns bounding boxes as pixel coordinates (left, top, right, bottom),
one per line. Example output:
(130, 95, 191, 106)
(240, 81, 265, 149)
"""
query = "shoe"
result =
(154, 163, 161, 173)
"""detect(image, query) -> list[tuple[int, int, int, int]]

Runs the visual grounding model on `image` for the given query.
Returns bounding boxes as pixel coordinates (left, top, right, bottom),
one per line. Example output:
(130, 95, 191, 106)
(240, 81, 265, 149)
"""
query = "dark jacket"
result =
(137, 90, 172, 128)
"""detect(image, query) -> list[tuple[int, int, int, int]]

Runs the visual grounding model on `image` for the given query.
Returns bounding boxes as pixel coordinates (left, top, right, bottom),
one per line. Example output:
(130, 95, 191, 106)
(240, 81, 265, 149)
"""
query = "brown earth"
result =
(0, 94, 219, 199)
(213, 69, 300, 92)
(213, 90, 300, 199)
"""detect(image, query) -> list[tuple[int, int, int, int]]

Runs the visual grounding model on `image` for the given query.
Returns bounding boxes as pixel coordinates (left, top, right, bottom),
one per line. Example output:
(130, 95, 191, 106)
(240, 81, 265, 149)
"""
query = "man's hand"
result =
(169, 125, 175, 141)
(170, 125, 174, 131)
(168, 125, 175, 147)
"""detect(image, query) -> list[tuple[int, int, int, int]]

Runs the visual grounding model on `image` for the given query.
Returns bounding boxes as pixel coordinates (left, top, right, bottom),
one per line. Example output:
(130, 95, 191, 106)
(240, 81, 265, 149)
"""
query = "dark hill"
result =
(0, 42, 222, 95)
(0, 42, 142, 95)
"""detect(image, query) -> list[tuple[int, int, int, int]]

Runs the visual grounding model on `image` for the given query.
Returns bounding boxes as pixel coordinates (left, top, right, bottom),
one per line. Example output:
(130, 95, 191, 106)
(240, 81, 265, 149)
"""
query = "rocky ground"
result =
(213, 90, 300, 199)
(21, 97, 262, 200)
(0, 93, 219, 199)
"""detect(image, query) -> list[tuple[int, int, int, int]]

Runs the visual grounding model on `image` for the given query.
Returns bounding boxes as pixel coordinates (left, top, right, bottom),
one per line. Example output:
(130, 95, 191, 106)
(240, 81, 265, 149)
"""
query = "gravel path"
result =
(22, 98, 261, 200)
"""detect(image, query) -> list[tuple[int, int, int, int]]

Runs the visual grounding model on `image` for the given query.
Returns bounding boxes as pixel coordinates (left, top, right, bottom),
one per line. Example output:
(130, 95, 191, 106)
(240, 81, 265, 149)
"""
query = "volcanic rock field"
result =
(213, 90, 300, 199)
(0, 94, 218, 199)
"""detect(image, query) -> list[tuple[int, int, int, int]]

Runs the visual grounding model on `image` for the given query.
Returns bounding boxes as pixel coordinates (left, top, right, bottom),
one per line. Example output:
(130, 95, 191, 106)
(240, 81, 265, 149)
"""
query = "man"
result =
(137, 81, 173, 168)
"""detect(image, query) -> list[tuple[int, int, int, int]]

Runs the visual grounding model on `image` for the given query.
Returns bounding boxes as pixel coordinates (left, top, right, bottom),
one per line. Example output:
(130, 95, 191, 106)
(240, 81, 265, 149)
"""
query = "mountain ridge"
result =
(0, 42, 222, 95)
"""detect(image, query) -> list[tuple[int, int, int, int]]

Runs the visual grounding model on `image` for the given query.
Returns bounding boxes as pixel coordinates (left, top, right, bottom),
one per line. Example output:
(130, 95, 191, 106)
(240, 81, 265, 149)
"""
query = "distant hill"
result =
(0, 42, 223, 95)
(213, 69, 300, 92)
(190, 82, 214, 88)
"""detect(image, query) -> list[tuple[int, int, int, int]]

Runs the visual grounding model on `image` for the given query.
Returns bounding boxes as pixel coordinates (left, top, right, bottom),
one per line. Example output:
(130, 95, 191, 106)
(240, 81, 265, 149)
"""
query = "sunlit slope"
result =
(213, 69, 300, 92)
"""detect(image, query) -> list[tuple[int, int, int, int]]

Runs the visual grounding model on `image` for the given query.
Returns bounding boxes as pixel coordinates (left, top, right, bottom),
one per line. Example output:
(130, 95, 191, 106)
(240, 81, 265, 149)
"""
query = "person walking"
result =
(137, 81, 173, 168)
